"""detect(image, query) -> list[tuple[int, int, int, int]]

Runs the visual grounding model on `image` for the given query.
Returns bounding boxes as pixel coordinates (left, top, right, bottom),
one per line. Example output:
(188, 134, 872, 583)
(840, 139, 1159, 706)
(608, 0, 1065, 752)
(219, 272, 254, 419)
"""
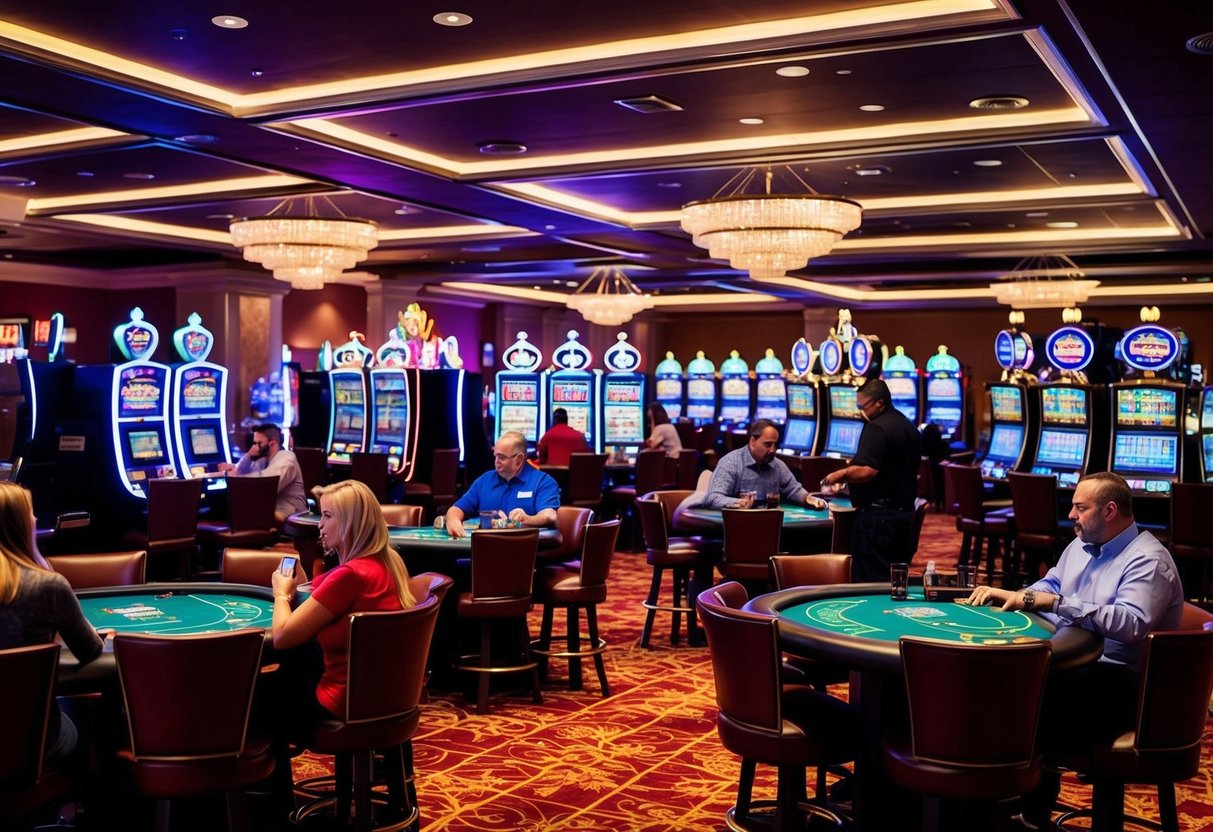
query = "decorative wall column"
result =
(364, 280, 420, 347)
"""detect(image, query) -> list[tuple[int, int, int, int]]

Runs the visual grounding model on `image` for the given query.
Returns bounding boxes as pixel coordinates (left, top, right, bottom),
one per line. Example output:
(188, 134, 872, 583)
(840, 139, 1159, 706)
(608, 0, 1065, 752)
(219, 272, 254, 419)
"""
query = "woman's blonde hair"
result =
(312, 479, 415, 608)
(0, 482, 44, 604)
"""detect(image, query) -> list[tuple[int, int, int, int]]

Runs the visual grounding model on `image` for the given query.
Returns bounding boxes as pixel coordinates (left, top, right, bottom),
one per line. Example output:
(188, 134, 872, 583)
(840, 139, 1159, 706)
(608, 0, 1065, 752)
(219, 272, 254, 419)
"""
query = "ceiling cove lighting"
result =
(680, 167, 862, 279)
(989, 253, 1099, 308)
(229, 196, 378, 290)
(565, 266, 654, 326)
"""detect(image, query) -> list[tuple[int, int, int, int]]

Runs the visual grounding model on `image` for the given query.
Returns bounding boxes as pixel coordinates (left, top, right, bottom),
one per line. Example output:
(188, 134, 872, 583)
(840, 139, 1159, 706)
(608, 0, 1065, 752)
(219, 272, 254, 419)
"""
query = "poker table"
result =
(673, 498, 847, 554)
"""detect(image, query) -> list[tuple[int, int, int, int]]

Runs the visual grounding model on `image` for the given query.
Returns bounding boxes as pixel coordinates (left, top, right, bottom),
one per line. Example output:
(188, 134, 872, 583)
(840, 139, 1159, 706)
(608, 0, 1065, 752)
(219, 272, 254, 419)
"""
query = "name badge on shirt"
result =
(518, 490, 534, 498)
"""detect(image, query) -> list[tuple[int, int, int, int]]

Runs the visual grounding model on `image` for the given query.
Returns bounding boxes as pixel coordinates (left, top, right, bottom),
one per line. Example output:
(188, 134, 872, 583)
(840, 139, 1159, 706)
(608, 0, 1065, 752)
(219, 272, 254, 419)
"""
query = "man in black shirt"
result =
(821, 378, 921, 582)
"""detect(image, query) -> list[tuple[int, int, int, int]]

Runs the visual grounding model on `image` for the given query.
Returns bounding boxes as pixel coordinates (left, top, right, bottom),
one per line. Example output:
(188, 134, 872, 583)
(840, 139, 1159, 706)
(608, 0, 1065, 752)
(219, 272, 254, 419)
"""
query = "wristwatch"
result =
(1021, 588, 1036, 611)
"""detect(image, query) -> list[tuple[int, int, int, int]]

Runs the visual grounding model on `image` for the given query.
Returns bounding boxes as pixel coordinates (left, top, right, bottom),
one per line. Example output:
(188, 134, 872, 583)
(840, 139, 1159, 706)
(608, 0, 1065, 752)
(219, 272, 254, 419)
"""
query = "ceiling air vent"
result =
(613, 95, 684, 114)
(968, 95, 1030, 111)
(1186, 32, 1213, 55)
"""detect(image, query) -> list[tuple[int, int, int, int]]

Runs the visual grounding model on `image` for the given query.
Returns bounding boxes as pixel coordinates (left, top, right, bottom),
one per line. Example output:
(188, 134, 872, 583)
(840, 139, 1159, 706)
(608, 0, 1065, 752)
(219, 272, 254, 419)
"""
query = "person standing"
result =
(218, 422, 309, 525)
(536, 408, 590, 466)
(820, 378, 921, 582)
(643, 403, 682, 457)
(703, 419, 825, 510)
(445, 431, 560, 538)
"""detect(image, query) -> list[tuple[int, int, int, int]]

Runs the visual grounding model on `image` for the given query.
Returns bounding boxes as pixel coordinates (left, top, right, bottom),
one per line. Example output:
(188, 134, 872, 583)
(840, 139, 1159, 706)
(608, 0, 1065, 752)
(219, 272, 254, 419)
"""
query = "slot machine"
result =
(923, 345, 966, 444)
(369, 326, 420, 477)
(817, 334, 863, 459)
(780, 338, 819, 455)
(495, 331, 546, 452)
(882, 345, 920, 424)
(545, 330, 601, 452)
(979, 329, 1039, 482)
(600, 333, 646, 458)
(1199, 386, 1213, 482)
(718, 350, 752, 427)
(1109, 323, 1187, 495)
(684, 351, 717, 426)
(326, 333, 374, 466)
(753, 348, 788, 423)
(278, 345, 301, 448)
(1028, 325, 1108, 488)
(169, 313, 232, 493)
(653, 352, 684, 419)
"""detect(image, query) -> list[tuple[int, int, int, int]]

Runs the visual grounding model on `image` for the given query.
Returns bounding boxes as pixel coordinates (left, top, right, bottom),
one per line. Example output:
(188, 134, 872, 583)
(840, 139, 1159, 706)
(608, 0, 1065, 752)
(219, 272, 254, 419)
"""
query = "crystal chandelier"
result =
(230, 196, 379, 290)
(990, 254, 1100, 309)
(565, 267, 654, 326)
(680, 167, 862, 280)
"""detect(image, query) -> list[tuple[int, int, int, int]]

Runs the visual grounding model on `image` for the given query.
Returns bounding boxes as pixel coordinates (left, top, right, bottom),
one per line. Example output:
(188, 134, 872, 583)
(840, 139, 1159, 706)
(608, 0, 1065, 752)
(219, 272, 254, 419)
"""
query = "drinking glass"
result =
(890, 562, 910, 601)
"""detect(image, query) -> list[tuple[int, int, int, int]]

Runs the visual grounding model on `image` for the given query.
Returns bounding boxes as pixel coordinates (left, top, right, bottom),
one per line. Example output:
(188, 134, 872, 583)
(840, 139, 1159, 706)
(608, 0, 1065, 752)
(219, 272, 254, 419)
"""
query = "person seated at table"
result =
(642, 403, 682, 457)
(965, 471, 1183, 830)
(0, 482, 104, 761)
(445, 431, 560, 539)
(218, 422, 309, 526)
(703, 419, 825, 511)
(536, 408, 590, 466)
(270, 479, 416, 719)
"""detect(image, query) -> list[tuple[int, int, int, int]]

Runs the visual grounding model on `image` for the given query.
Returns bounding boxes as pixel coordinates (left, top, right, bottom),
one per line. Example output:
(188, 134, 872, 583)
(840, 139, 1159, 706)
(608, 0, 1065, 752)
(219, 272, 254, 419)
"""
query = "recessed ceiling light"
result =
(122, 172, 156, 180)
(76, 171, 94, 177)
(859, 104, 885, 112)
(973, 159, 1002, 167)
(433, 11, 472, 26)
(1046, 221, 1079, 228)
(969, 95, 1030, 110)
(1026, 211, 1049, 217)
(174, 133, 217, 144)
(394, 207, 411, 215)
(776, 65, 810, 78)
(249, 68, 264, 77)
(477, 141, 527, 155)
(656, 182, 682, 189)
(835, 69, 852, 76)
(848, 164, 891, 176)
(739, 117, 765, 125)
(544, 225, 557, 231)
(206, 213, 236, 220)
(211, 15, 248, 29)
(565, 280, 579, 287)
(0, 175, 35, 187)
(532, 285, 542, 290)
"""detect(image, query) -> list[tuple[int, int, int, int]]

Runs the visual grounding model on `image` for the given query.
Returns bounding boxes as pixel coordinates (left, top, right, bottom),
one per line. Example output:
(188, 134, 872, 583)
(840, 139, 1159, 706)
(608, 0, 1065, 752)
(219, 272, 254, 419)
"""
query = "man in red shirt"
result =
(537, 408, 590, 466)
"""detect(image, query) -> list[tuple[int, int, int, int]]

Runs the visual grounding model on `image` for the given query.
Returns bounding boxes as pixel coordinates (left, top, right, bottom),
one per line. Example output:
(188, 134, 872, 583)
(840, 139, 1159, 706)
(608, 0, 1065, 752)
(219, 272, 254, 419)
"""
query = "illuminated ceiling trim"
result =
(27, 175, 315, 212)
(0, 126, 129, 155)
(433, 281, 784, 307)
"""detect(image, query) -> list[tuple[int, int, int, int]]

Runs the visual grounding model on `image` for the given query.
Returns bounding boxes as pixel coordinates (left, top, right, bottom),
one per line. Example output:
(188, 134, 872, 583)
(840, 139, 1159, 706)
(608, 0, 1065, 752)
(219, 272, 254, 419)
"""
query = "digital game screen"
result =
(1115, 387, 1178, 429)
(500, 378, 538, 403)
(551, 379, 590, 404)
(787, 383, 815, 418)
(986, 424, 1025, 461)
(603, 403, 643, 444)
(1201, 389, 1213, 429)
(1113, 432, 1178, 475)
(373, 374, 408, 445)
(782, 418, 815, 452)
(331, 374, 366, 446)
(825, 419, 862, 456)
(755, 376, 788, 421)
(989, 386, 1024, 422)
(118, 365, 167, 419)
(927, 376, 961, 402)
(498, 405, 539, 442)
(1040, 386, 1088, 426)
(655, 378, 682, 418)
(1035, 429, 1086, 467)
(179, 367, 220, 414)
(828, 385, 861, 420)
(686, 377, 716, 421)
(1204, 434, 1213, 481)
(127, 429, 165, 462)
(188, 426, 220, 458)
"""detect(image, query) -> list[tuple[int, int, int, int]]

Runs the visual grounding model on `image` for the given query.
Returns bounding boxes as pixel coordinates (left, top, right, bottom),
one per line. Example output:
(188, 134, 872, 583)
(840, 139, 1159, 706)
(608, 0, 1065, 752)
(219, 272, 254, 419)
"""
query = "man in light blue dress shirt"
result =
(703, 419, 825, 510)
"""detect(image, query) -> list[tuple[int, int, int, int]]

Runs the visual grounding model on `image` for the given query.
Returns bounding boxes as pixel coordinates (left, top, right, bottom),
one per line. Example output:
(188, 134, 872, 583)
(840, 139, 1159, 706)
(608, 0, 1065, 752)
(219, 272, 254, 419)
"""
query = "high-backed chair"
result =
(48, 550, 147, 589)
(908, 497, 929, 560)
(550, 505, 594, 563)
(403, 448, 461, 518)
(564, 452, 608, 509)
(800, 456, 847, 491)
(1168, 482, 1213, 603)
(674, 421, 698, 450)
(1008, 471, 1067, 586)
(829, 504, 855, 555)
(883, 637, 1053, 831)
(293, 446, 329, 510)
(607, 449, 671, 548)
(697, 582, 857, 831)
(675, 449, 701, 489)
(767, 554, 852, 689)
(197, 475, 279, 558)
(1053, 628, 1213, 832)
(291, 592, 444, 832)
(455, 528, 542, 714)
(0, 643, 72, 828)
(532, 519, 621, 696)
(380, 503, 424, 528)
(350, 452, 391, 504)
(636, 496, 702, 648)
(124, 476, 204, 580)
(114, 630, 274, 832)
(719, 508, 784, 594)
(947, 463, 1015, 585)
(219, 547, 308, 587)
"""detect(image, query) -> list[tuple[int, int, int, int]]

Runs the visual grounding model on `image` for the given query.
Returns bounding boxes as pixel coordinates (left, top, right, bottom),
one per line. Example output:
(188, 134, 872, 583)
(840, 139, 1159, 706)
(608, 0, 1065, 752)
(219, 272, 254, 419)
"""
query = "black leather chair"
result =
(0, 643, 72, 829)
(636, 496, 702, 648)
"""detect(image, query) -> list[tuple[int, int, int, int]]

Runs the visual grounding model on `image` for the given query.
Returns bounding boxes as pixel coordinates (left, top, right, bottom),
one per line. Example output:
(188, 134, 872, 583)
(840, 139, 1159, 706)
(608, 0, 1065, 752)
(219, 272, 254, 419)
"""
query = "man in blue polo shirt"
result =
(445, 430, 560, 538)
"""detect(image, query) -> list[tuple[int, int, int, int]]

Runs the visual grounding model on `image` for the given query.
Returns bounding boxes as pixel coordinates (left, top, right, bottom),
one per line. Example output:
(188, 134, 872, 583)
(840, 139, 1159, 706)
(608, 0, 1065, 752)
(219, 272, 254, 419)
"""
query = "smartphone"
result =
(279, 556, 297, 577)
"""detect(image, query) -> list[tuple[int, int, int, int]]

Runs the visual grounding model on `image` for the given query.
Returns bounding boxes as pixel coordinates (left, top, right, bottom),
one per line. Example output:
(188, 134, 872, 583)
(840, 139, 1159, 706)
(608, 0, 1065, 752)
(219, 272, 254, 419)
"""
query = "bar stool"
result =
(636, 496, 702, 648)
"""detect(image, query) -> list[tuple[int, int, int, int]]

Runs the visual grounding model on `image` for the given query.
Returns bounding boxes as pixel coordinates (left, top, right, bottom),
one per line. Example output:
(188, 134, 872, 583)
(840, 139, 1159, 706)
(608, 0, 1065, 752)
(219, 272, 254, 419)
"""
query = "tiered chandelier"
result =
(680, 167, 862, 280)
(230, 196, 379, 290)
(565, 266, 654, 326)
(989, 254, 1099, 309)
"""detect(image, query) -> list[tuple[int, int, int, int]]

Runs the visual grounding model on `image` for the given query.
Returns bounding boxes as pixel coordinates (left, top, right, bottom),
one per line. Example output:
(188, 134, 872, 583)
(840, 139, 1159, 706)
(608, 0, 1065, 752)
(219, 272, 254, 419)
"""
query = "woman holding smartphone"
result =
(270, 479, 416, 718)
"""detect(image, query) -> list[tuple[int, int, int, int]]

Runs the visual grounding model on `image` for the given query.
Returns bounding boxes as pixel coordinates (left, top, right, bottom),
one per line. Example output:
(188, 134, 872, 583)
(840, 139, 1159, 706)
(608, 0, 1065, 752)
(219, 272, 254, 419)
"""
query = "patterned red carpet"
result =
(292, 509, 1213, 830)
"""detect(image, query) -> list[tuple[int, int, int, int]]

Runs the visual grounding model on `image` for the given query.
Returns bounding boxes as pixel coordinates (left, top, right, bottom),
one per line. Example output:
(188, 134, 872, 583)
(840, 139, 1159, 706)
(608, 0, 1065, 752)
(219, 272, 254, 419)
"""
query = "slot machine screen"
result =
(720, 374, 751, 422)
(825, 420, 862, 456)
(1202, 390, 1213, 429)
(828, 385, 861, 419)
(1113, 432, 1178, 475)
(498, 377, 540, 441)
(603, 379, 643, 444)
(179, 367, 220, 414)
(719, 403, 750, 421)
(372, 375, 407, 444)
(655, 378, 682, 418)
(925, 376, 962, 425)
(118, 365, 167, 419)
(787, 383, 816, 418)
(783, 419, 814, 451)
(1204, 435, 1213, 481)
(188, 426, 220, 458)
(755, 377, 787, 421)
(1041, 386, 1088, 426)
(886, 376, 917, 402)
(331, 376, 366, 445)
(986, 424, 1024, 461)
(552, 379, 592, 434)
(1116, 387, 1178, 429)
(989, 386, 1023, 422)
(686, 377, 715, 420)
(1035, 429, 1085, 467)
(127, 429, 166, 463)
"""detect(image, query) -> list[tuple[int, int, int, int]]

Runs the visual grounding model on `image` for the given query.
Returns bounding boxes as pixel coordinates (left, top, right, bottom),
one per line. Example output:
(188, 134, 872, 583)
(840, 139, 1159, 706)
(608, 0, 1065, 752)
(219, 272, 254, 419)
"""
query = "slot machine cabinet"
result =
(600, 333, 646, 458)
(170, 313, 233, 493)
(326, 333, 374, 466)
(1028, 326, 1110, 489)
(923, 345, 967, 446)
(369, 328, 421, 478)
(817, 334, 863, 460)
(684, 351, 717, 427)
(653, 352, 684, 420)
(1199, 386, 1213, 483)
(979, 329, 1040, 482)
(1109, 324, 1187, 497)
(495, 332, 546, 453)
(780, 338, 819, 455)
(545, 330, 602, 452)
(882, 345, 920, 424)
(718, 350, 752, 428)
(753, 348, 788, 423)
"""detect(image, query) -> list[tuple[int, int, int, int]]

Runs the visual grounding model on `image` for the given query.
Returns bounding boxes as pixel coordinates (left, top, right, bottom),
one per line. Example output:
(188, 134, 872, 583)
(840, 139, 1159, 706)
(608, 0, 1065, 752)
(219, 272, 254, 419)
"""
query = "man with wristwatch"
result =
(965, 471, 1183, 830)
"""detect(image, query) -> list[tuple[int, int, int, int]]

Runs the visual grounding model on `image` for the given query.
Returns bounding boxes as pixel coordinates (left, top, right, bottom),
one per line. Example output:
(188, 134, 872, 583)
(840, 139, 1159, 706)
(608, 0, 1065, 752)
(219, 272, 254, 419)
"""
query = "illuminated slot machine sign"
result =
(1031, 386, 1090, 488)
(546, 330, 601, 451)
(823, 384, 863, 459)
(1200, 388, 1213, 482)
(601, 334, 645, 453)
(684, 351, 717, 426)
(718, 350, 752, 426)
(653, 352, 684, 419)
(882, 345, 919, 423)
(110, 309, 177, 498)
(1110, 325, 1184, 494)
(924, 346, 964, 442)
(170, 313, 232, 490)
(980, 384, 1027, 480)
(496, 332, 546, 447)
(754, 348, 787, 422)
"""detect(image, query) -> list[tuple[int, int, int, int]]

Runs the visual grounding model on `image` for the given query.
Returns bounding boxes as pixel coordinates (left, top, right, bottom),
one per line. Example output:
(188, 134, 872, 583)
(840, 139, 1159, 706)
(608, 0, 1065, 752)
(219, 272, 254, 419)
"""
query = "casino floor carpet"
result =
(284, 509, 1213, 831)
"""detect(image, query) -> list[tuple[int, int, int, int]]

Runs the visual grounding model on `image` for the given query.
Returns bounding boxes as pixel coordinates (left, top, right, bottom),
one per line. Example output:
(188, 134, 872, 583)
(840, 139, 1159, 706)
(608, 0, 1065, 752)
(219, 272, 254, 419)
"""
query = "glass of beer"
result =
(765, 491, 780, 509)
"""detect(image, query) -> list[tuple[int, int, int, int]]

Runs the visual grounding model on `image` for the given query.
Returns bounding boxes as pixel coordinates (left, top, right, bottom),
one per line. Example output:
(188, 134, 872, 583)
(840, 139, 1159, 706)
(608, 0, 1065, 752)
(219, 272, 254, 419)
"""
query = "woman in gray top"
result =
(644, 403, 683, 457)
(0, 482, 104, 759)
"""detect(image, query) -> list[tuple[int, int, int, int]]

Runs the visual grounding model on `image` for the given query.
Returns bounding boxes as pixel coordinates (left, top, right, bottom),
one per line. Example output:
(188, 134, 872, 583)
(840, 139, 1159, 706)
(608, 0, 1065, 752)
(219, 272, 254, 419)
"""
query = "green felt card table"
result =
(672, 498, 847, 554)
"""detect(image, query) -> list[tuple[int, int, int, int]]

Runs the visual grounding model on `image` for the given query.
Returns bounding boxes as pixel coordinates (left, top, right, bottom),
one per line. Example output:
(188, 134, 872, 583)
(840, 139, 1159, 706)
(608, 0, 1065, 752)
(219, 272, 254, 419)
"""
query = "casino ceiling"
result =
(1, 0, 1212, 312)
